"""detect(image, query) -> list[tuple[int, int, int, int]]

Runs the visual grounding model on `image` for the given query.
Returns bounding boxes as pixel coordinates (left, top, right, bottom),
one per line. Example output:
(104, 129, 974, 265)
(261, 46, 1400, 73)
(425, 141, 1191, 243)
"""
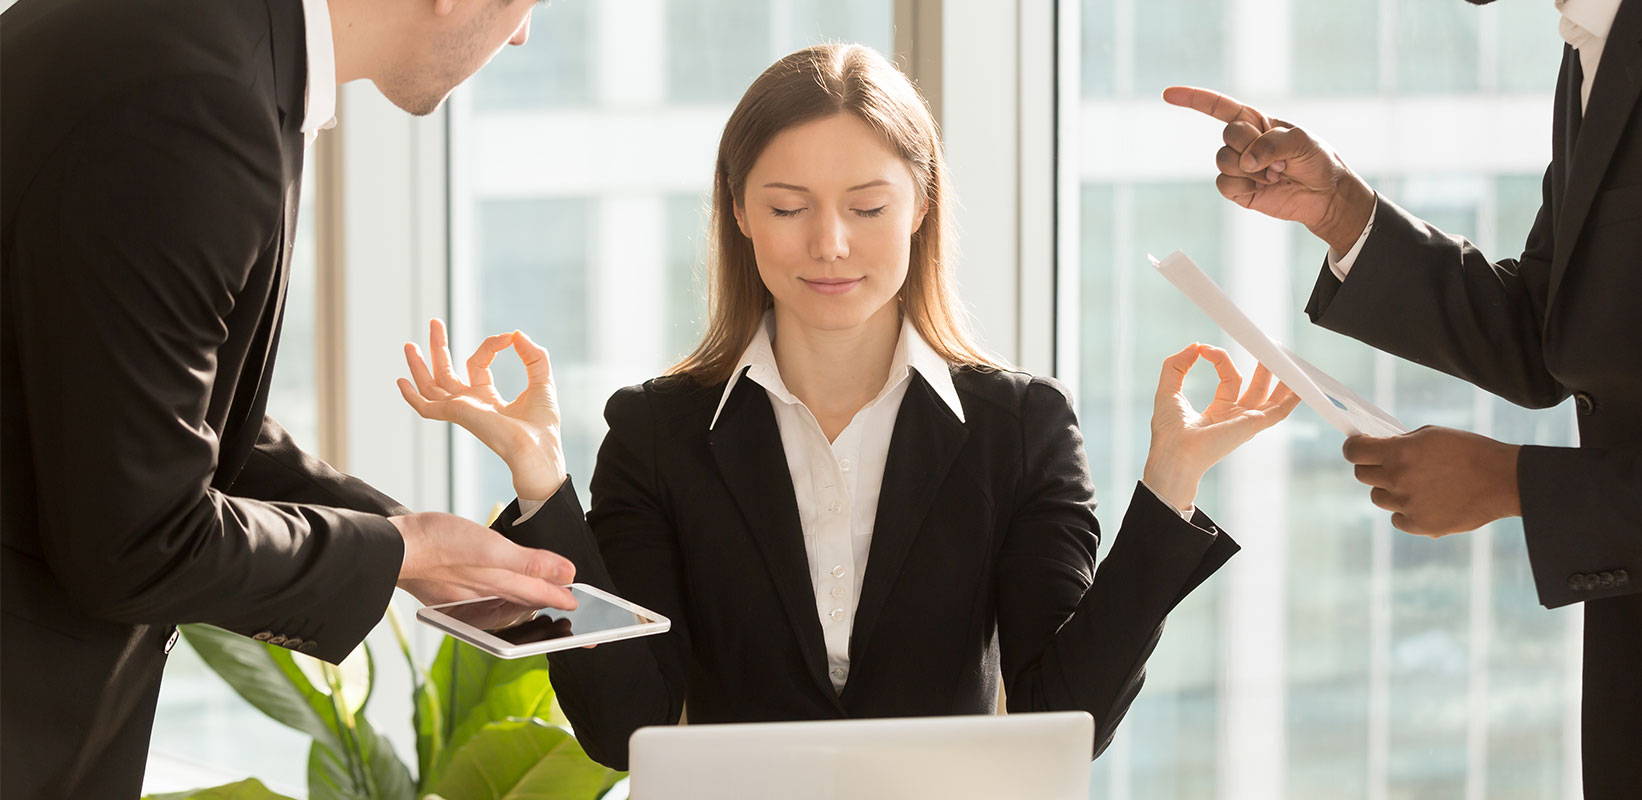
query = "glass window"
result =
(1292, 2, 1378, 95)
(1133, 0, 1224, 93)
(472, 0, 593, 111)
(665, 0, 774, 104)
(1394, 0, 1479, 94)
(1073, 2, 1578, 797)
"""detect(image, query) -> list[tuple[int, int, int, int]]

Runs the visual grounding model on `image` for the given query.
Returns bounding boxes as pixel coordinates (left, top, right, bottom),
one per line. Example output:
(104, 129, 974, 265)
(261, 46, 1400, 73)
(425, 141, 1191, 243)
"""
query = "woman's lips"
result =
(801, 277, 863, 296)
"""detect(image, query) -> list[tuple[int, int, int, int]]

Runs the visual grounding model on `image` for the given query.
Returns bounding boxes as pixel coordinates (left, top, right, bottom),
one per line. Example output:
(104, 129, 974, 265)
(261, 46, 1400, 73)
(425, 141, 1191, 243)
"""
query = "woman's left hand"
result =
(1143, 343, 1301, 511)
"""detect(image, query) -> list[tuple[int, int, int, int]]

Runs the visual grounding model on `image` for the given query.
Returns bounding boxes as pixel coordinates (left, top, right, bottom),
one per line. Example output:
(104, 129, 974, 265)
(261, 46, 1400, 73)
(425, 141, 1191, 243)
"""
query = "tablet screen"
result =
(437, 586, 651, 645)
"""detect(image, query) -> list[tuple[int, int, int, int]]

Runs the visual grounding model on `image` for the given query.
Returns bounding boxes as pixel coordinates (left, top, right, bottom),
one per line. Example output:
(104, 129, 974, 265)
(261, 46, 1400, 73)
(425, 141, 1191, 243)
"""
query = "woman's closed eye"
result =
(854, 206, 887, 218)
(771, 206, 804, 217)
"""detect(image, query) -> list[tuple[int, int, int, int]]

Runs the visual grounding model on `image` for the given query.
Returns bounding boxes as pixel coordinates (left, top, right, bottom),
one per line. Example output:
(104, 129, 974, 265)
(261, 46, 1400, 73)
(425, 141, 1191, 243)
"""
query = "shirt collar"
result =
(1557, 0, 1620, 48)
(709, 311, 966, 430)
(300, 0, 338, 141)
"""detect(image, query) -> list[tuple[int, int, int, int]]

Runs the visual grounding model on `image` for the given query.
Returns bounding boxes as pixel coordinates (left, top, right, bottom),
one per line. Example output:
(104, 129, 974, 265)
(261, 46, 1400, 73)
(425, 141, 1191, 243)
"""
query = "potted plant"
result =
(145, 607, 622, 800)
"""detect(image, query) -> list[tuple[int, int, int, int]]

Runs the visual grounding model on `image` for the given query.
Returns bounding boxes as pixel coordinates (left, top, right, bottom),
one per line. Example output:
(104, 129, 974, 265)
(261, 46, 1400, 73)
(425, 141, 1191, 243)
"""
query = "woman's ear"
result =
(733, 202, 751, 238)
(912, 199, 930, 233)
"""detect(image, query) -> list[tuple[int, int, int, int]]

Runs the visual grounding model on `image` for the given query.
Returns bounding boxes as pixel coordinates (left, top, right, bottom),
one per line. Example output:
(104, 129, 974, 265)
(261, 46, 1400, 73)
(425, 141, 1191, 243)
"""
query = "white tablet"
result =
(415, 583, 671, 658)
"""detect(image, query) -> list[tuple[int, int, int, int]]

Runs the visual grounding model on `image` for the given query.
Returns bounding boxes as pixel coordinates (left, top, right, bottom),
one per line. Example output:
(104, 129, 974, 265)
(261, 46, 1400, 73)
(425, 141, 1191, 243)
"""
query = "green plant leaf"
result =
(429, 720, 612, 800)
(413, 669, 445, 791)
(594, 770, 628, 799)
(306, 715, 416, 800)
(142, 777, 297, 800)
(180, 624, 345, 753)
(422, 639, 557, 787)
(292, 636, 375, 719)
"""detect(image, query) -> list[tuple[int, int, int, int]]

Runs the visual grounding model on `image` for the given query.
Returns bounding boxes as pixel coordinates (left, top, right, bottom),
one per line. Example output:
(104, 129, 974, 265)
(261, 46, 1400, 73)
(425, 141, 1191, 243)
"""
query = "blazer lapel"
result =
(1550, 2, 1642, 312)
(708, 375, 840, 706)
(848, 373, 969, 665)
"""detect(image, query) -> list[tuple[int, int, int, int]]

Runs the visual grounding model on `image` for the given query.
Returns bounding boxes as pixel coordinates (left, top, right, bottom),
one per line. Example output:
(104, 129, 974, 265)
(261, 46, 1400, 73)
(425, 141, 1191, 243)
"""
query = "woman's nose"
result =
(809, 212, 849, 261)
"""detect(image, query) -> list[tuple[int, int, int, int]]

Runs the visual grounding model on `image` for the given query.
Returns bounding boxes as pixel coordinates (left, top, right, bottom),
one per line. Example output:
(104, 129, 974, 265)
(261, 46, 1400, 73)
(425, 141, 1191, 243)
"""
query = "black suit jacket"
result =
(2, 0, 407, 796)
(500, 368, 1237, 771)
(1303, 6, 1642, 796)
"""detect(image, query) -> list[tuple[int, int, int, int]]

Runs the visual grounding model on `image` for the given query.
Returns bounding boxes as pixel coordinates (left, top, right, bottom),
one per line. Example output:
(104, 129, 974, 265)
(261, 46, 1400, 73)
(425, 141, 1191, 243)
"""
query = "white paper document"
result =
(1149, 250, 1407, 438)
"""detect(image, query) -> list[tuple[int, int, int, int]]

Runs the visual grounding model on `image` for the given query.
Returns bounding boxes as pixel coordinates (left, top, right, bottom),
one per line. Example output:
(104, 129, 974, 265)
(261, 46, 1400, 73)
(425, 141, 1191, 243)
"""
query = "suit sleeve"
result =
(230, 416, 411, 517)
(1518, 446, 1642, 607)
(492, 385, 687, 770)
(7, 76, 402, 664)
(995, 378, 1238, 757)
(1304, 183, 1565, 408)
(1305, 182, 1640, 609)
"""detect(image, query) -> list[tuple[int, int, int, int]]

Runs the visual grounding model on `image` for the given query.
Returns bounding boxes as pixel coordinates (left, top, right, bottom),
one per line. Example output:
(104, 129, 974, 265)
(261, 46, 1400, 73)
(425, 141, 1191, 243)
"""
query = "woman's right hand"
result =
(398, 318, 567, 502)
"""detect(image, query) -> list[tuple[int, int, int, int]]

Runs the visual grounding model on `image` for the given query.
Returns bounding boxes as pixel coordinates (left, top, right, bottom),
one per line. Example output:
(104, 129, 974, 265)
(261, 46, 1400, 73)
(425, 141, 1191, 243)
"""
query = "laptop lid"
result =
(628, 711, 1094, 800)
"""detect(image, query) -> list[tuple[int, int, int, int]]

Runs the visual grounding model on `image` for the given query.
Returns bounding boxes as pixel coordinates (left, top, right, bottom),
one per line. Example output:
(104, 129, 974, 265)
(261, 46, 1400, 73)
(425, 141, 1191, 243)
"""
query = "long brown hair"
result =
(668, 43, 1007, 384)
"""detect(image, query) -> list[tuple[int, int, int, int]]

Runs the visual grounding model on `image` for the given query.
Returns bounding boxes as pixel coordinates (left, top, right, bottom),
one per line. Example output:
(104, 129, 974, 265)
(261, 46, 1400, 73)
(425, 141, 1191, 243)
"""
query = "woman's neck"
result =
(770, 303, 902, 430)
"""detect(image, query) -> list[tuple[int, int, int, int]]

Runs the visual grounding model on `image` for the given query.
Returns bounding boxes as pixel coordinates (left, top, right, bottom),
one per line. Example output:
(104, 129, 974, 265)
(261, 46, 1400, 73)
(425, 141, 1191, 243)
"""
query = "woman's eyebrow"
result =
(761, 179, 891, 192)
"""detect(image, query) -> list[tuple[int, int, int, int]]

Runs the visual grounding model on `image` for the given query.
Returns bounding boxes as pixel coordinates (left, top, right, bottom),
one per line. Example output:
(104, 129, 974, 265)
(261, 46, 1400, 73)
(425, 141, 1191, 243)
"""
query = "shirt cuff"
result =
(1325, 201, 1377, 282)
(1140, 480, 1198, 524)
(514, 497, 547, 525)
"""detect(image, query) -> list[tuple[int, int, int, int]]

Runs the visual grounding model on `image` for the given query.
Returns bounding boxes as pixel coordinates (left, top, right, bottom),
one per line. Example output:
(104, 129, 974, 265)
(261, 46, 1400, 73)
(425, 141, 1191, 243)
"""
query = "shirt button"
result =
(839, 459, 853, 472)
(831, 565, 847, 579)
(827, 500, 842, 514)
(828, 608, 845, 621)
(831, 666, 848, 679)
(830, 585, 846, 598)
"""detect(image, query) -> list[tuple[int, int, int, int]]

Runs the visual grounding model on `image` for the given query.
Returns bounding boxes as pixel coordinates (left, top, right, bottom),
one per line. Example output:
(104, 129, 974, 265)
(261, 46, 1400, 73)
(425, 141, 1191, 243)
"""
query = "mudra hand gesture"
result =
(1143, 343, 1302, 510)
(398, 319, 567, 501)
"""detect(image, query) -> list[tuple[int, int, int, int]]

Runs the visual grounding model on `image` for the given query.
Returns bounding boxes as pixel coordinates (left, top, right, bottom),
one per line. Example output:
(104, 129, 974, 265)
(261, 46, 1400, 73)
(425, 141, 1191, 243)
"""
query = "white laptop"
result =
(627, 711, 1094, 800)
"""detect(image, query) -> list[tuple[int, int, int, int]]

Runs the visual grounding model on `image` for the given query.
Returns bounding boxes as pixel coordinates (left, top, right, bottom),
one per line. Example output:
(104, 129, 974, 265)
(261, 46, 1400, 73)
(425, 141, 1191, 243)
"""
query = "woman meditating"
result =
(397, 42, 1298, 770)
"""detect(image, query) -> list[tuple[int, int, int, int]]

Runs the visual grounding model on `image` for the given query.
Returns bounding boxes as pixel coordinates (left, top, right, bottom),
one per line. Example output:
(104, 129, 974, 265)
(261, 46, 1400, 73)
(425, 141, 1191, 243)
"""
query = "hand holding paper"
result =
(1149, 250, 1406, 438)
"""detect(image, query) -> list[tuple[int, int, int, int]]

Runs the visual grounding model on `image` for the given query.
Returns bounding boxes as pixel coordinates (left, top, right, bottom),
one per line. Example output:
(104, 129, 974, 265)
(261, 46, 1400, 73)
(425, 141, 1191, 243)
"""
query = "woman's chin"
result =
(781, 297, 896, 334)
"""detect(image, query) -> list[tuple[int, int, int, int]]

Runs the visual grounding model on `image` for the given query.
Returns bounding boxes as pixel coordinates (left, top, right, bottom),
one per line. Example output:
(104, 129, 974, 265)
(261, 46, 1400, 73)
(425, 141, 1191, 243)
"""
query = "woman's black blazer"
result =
(499, 366, 1238, 770)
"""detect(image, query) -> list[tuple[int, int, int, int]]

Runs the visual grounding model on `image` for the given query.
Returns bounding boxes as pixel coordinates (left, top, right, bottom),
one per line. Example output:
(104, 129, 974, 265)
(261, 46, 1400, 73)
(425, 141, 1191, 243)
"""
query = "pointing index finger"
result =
(1162, 86, 1270, 130)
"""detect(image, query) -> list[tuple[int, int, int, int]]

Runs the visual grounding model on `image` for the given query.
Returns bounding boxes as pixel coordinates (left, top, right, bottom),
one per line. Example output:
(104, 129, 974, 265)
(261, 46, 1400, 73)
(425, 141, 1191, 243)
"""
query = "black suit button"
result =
(1616, 570, 1630, 585)
(299, 641, 318, 654)
(1569, 574, 1585, 590)
(1598, 571, 1615, 588)
(1573, 391, 1596, 416)
(252, 631, 273, 641)
(267, 635, 288, 646)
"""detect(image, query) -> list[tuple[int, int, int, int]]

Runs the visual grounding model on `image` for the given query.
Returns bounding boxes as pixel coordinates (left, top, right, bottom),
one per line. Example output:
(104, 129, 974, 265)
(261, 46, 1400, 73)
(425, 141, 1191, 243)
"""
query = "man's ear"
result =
(733, 201, 750, 238)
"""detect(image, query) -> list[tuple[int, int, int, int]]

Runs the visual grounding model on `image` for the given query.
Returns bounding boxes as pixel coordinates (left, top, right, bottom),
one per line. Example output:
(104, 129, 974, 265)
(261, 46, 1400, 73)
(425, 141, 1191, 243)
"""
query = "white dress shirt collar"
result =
(710, 310, 966, 430)
(300, 0, 338, 145)
(1556, 0, 1622, 112)
(1557, 0, 1620, 45)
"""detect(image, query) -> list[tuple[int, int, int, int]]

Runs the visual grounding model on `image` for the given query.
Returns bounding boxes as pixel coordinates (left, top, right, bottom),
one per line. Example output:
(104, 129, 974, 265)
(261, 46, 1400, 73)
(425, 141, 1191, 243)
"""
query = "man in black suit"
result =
(1167, 0, 1639, 795)
(0, 0, 577, 796)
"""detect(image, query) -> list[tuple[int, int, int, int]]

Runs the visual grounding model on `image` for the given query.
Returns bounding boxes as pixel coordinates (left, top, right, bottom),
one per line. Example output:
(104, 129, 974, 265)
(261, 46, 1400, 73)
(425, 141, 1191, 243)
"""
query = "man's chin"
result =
(376, 81, 456, 117)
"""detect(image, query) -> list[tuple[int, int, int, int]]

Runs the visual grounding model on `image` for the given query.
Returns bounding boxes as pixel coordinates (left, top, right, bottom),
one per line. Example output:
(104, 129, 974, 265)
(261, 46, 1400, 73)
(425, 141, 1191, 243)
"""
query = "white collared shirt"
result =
(1558, 0, 1621, 112)
(711, 312, 965, 692)
(299, 0, 338, 149)
(1329, 0, 1621, 279)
